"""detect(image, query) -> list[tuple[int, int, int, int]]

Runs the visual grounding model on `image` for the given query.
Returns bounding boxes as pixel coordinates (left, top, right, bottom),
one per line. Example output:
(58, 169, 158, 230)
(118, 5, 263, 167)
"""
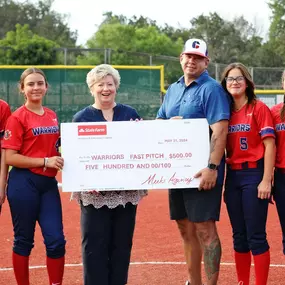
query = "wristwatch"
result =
(207, 163, 219, 170)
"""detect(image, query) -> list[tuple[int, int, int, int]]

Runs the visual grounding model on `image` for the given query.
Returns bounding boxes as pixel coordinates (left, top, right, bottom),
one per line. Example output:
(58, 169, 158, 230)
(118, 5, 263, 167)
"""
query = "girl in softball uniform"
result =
(2, 68, 66, 285)
(0, 99, 11, 212)
(221, 63, 275, 285)
(271, 70, 285, 255)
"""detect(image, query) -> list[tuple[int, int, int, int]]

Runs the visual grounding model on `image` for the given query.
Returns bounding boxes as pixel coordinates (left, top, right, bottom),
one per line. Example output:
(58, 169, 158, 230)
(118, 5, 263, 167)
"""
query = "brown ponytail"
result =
(280, 70, 285, 121)
(19, 67, 48, 92)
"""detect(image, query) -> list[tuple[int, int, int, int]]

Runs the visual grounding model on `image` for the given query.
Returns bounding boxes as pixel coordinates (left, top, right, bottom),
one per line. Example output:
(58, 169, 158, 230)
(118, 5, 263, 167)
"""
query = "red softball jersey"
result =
(271, 102, 285, 168)
(2, 105, 60, 177)
(0, 99, 11, 142)
(226, 100, 275, 165)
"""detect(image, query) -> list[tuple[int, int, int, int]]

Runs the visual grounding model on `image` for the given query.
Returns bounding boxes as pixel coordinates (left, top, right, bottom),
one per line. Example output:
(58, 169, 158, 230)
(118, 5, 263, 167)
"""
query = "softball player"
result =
(271, 70, 285, 255)
(2, 68, 66, 285)
(221, 63, 275, 285)
(0, 99, 11, 211)
(0, 99, 11, 140)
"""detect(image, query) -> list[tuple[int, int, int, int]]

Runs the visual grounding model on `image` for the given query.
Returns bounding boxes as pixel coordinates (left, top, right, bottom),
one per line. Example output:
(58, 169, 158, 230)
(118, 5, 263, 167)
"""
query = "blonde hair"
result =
(86, 64, 121, 89)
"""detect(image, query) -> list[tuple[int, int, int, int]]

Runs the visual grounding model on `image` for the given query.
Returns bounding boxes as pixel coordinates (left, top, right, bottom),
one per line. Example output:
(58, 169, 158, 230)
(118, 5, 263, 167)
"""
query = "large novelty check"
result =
(61, 119, 209, 192)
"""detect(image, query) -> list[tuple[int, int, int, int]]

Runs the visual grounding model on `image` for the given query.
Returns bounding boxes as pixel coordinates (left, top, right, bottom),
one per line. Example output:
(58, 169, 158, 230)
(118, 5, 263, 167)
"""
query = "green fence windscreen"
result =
(256, 95, 277, 108)
(0, 66, 163, 122)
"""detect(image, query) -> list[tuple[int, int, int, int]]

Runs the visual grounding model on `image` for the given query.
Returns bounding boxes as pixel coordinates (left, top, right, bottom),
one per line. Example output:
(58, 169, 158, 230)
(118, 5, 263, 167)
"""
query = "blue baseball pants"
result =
(224, 167, 269, 255)
(273, 169, 285, 254)
(7, 167, 66, 258)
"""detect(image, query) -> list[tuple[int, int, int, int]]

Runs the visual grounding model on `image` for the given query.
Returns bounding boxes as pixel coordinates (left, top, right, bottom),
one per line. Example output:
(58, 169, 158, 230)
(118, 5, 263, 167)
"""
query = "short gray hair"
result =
(86, 64, 121, 89)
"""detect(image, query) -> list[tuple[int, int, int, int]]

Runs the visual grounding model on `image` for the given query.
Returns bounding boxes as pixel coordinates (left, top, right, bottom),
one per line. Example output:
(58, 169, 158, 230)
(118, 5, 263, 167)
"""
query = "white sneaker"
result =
(185, 281, 205, 285)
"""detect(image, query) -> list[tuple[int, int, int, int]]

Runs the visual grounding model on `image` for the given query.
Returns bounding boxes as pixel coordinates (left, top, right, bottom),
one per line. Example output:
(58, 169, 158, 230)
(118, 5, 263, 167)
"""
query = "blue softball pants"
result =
(273, 169, 285, 254)
(224, 167, 269, 255)
(7, 167, 66, 258)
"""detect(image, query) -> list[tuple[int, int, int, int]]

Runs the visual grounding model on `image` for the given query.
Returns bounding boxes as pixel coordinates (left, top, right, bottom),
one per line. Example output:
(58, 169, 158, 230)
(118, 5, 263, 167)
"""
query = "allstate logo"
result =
(192, 41, 200, 49)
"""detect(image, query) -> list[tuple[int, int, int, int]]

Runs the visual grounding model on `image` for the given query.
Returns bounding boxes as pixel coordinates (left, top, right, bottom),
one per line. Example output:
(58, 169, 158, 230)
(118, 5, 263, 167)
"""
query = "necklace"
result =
(25, 104, 44, 115)
(102, 110, 114, 121)
(234, 99, 248, 111)
(92, 103, 116, 121)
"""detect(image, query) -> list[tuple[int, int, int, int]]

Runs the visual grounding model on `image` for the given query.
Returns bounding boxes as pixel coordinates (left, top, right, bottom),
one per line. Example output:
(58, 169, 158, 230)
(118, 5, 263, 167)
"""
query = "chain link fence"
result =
(1, 47, 284, 90)
(0, 66, 163, 122)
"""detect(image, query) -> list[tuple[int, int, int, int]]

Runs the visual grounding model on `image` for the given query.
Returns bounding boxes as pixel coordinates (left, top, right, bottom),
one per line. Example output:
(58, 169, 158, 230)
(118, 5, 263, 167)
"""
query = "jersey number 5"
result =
(240, 137, 248, 150)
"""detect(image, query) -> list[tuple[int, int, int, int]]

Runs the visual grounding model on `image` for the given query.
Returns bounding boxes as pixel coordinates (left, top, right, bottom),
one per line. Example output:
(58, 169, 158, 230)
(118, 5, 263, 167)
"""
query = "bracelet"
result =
(43, 157, 48, 171)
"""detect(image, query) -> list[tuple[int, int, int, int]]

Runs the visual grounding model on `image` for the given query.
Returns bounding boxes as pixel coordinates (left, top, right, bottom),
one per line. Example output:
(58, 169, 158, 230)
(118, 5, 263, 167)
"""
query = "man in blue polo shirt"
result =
(157, 39, 230, 285)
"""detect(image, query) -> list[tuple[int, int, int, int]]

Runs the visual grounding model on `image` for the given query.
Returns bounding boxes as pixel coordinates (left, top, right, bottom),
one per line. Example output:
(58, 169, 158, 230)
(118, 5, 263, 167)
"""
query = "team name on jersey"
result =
(228, 124, 250, 133)
(275, 123, 285, 132)
(32, 126, 59, 136)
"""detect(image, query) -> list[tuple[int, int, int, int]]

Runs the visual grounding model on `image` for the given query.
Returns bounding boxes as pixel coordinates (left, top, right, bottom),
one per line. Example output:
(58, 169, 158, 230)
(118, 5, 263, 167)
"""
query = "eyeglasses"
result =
(225, 76, 245, 84)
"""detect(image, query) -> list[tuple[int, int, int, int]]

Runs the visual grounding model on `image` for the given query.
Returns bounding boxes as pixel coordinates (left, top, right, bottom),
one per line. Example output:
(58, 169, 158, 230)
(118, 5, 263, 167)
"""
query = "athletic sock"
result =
(46, 256, 65, 285)
(234, 251, 251, 285)
(253, 250, 270, 285)
(12, 252, 29, 285)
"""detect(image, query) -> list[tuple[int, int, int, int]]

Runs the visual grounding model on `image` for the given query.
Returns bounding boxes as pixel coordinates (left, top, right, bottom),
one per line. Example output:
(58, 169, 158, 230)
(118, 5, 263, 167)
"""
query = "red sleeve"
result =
(2, 116, 24, 151)
(0, 102, 11, 139)
(254, 102, 275, 139)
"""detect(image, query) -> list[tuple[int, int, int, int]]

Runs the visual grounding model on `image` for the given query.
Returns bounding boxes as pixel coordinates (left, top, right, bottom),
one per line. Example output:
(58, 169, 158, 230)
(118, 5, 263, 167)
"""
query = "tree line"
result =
(1, 0, 285, 84)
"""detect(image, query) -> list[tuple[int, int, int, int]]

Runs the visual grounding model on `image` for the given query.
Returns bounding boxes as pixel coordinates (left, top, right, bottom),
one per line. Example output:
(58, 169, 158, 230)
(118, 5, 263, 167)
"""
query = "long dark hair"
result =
(280, 70, 285, 121)
(220, 62, 256, 110)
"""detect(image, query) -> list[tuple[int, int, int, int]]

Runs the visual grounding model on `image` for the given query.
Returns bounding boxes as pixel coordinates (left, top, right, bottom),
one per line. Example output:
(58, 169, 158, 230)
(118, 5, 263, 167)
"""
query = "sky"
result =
(49, 0, 272, 46)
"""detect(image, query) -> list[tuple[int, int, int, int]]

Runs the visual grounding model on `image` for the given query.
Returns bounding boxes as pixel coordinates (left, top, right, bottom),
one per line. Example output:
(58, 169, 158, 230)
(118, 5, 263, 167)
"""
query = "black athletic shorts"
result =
(169, 184, 223, 222)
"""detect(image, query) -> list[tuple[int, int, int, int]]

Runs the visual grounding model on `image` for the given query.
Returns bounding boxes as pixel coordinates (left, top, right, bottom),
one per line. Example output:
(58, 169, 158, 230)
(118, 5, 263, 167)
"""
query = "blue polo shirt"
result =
(156, 70, 230, 185)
